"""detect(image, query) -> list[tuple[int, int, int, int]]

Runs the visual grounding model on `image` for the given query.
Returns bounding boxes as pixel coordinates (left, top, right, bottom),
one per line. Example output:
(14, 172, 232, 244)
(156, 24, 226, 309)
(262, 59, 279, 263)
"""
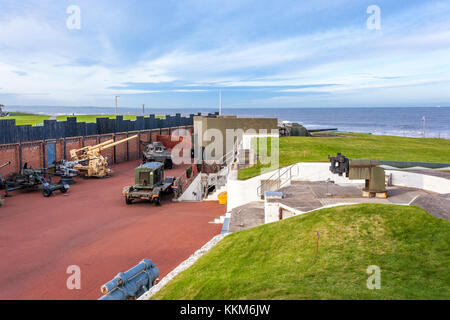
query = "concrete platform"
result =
(229, 181, 439, 233)
(228, 201, 265, 233)
(410, 193, 450, 220)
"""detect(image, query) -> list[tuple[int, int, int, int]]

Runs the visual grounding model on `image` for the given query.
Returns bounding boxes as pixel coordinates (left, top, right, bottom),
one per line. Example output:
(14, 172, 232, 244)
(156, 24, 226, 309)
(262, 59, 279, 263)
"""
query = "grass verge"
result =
(152, 203, 450, 300)
(238, 133, 450, 180)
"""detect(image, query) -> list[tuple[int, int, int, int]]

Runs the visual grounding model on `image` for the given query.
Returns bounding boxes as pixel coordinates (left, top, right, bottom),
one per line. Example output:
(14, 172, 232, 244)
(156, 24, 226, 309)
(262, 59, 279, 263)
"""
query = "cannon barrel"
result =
(96, 135, 138, 152)
(329, 153, 450, 172)
(0, 161, 11, 170)
(98, 259, 159, 300)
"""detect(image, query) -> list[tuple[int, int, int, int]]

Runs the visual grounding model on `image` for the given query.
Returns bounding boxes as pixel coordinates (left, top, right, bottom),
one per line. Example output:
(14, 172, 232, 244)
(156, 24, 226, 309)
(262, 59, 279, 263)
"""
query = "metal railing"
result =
(257, 164, 299, 198)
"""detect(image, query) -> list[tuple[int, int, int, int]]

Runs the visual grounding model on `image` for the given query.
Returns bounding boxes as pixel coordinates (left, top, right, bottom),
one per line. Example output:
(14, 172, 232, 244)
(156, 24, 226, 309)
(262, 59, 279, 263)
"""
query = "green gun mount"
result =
(328, 153, 387, 198)
(328, 153, 450, 198)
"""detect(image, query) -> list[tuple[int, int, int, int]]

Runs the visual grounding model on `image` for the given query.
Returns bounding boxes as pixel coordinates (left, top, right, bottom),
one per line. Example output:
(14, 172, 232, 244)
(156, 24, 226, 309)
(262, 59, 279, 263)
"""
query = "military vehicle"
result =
(142, 142, 173, 169)
(122, 162, 174, 205)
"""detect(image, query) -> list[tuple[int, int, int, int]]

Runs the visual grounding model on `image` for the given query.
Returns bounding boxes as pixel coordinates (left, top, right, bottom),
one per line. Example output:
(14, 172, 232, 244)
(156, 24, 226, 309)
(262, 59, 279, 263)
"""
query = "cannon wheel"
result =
(42, 189, 53, 197)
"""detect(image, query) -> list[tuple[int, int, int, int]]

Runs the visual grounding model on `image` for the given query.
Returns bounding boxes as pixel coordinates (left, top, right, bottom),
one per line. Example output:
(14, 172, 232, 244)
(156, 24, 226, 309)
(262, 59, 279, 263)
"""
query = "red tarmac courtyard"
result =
(0, 160, 225, 300)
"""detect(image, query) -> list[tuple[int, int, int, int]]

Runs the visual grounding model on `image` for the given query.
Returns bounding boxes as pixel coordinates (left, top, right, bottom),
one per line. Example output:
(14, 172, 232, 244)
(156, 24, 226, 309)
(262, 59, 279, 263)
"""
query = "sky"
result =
(0, 0, 450, 109)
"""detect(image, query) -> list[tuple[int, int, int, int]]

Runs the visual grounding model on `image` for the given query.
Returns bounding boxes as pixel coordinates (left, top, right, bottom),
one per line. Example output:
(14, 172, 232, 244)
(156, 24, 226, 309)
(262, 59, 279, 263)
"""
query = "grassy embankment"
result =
(152, 203, 450, 300)
(56, 114, 166, 122)
(1, 112, 51, 126)
(238, 133, 450, 180)
(0, 113, 166, 126)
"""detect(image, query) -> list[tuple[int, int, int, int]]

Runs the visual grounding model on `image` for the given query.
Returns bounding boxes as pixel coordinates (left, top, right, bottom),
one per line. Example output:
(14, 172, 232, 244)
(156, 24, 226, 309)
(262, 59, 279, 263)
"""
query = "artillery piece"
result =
(4, 163, 69, 198)
(0, 161, 11, 206)
(98, 259, 159, 300)
(70, 135, 137, 178)
(328, 153, 450, 198)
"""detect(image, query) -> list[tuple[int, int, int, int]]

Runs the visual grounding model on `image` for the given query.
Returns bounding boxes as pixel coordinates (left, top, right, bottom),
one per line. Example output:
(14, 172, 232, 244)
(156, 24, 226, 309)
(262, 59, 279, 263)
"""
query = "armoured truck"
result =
(122, 162, 174, 205)
(142, 142, 173, 169)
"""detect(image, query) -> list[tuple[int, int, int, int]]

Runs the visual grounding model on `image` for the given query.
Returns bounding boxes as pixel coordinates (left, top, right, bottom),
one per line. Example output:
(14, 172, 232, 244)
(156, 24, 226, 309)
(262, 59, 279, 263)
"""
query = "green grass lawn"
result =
(0, 113, 166, 126)
(56, 114, 166, 122)
(152, 204, 450, 300)
(1, 112, 50, 126)
(239, 133, 450, 179)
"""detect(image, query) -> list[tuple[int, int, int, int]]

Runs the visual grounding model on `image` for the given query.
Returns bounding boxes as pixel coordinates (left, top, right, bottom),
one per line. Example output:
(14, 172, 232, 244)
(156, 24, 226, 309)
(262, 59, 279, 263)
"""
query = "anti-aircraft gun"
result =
(98, 259, 159, 300)
(142, 141, 173, 169)
(122, 162, 175, 205)
(0, 161, 11, 206)
(328, 153, 450, 198)
(70, 135, 137, 178)
(4, 163, 69, 198)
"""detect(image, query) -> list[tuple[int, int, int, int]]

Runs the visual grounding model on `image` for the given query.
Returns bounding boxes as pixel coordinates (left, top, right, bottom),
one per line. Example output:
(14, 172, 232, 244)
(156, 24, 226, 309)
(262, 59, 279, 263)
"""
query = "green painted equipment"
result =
(329, 153, 387, 198)
(122, 162, 174, 205)
(328, 153, 450, 198)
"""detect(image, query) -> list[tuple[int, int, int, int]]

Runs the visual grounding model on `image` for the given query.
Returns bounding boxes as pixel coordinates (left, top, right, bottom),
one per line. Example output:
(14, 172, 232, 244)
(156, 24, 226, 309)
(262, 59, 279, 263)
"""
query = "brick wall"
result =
(0, 126, 192, 179)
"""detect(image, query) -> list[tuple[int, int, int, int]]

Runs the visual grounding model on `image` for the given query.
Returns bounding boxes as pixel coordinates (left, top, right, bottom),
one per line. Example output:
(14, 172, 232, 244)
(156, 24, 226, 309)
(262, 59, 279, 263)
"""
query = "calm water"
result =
(5, 106, 450, 139)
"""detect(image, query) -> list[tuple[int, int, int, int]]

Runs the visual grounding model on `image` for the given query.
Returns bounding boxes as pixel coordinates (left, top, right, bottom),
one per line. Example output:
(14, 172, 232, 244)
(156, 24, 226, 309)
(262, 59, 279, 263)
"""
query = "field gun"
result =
(4, 163, 69, 197)
(328, 153, 450, 198)
(0, 161, 11, 206)
(0, 161, 11, 187)
(98, 259, 159, 300)
(70, 135, 137, 178)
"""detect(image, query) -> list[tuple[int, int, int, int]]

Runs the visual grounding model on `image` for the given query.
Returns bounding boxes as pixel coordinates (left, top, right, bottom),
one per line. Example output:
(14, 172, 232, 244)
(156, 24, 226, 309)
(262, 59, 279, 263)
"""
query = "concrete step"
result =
(210, 215, 226, 224)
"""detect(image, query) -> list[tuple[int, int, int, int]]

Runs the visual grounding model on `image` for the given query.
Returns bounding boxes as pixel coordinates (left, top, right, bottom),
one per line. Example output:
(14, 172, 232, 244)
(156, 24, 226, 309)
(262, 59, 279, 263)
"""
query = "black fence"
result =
(0, 113, 200, 144)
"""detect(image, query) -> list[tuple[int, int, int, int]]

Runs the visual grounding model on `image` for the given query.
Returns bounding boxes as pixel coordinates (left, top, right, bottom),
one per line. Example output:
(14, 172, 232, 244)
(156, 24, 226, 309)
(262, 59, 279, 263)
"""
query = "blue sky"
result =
(0, 0, 449, 108)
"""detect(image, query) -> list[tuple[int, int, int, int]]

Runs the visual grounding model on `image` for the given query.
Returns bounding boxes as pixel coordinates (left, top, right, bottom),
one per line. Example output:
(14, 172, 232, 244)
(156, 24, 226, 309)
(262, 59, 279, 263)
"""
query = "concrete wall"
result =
(386, 170, 450, 194)
(194, 116, 278, 161)
(226, 162, 450, 212)
(175, 173, 203, 201)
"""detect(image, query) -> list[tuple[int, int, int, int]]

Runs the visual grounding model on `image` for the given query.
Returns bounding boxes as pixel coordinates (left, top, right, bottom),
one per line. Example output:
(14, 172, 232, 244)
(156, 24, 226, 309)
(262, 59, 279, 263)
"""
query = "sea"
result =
(4, 105, 450, 139)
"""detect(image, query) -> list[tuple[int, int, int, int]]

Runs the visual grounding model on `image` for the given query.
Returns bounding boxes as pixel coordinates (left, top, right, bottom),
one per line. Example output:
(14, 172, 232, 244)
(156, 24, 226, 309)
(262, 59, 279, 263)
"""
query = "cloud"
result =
(0, 0, 449, 107)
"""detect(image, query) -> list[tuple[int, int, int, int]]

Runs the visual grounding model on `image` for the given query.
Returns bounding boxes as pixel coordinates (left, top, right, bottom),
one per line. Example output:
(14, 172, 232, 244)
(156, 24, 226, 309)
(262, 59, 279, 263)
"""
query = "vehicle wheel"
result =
(60, 187, 68, 194)
(42, 189, 52, 197)
(166, 159, 173, 169)
(125, 196, 133, 205)
(154, 197, 161, 206)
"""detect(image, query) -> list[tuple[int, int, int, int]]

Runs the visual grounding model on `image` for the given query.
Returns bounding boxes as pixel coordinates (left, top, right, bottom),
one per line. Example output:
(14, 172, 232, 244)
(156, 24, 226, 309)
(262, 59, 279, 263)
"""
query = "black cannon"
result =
(4, 163, 69, 198)
(98, 259, 159, 300)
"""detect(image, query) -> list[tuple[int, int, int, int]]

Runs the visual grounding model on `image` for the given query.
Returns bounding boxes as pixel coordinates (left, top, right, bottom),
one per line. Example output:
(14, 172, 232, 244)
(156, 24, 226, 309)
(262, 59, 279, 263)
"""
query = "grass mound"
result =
(152, 204, 450, 300)
(238, 134, 450, 179)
